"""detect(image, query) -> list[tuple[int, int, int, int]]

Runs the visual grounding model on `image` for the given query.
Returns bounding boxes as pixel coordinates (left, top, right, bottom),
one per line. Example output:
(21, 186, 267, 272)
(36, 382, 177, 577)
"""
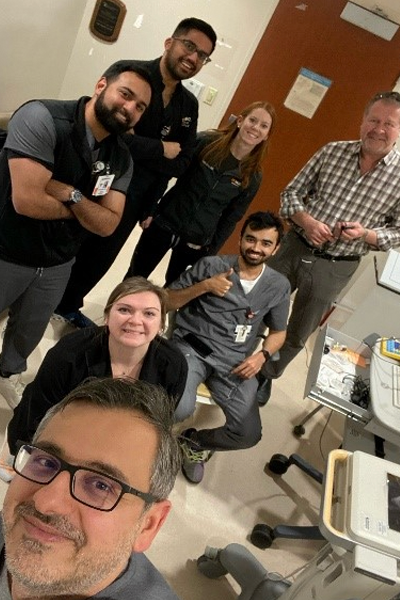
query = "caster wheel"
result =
(268, 453, 290, 475)
(250, 524, 275, 549)
(293, 424, 305, 437)
(197, 554, 228, 579)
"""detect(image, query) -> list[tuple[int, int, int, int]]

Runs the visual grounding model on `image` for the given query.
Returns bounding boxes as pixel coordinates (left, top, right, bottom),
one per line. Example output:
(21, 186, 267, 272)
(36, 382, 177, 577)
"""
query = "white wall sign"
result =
(284, 67, 332, 119)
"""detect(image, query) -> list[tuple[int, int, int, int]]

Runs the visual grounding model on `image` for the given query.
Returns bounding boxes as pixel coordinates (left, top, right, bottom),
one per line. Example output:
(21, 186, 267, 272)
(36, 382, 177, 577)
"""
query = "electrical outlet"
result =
(204, 87, 218, 106)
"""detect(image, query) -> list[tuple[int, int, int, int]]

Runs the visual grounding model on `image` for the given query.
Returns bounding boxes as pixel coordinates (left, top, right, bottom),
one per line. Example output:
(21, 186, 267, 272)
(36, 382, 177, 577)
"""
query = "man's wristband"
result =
(261, 349, 271, 361)
(360, 228, 369, 242)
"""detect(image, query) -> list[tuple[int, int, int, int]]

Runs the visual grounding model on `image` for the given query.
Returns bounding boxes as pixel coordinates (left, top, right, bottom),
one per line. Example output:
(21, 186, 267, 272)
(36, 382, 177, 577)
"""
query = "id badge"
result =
(235, 324, 252, 343)
(92, 174, 115, 196)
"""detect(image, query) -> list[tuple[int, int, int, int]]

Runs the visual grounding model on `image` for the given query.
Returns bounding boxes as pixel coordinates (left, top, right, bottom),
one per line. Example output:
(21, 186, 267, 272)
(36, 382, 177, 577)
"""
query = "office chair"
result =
(250, 452, 324, 549)
(250, 430, 387, 549)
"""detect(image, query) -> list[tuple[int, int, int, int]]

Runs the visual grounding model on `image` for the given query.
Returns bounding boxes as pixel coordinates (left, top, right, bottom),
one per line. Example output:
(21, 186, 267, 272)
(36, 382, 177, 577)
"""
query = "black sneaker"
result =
(256, 374, 272, 407)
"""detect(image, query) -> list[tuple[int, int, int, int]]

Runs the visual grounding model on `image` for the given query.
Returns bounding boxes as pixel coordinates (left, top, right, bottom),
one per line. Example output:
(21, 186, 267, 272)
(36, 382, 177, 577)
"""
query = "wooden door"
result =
(221, 0, 400, 251)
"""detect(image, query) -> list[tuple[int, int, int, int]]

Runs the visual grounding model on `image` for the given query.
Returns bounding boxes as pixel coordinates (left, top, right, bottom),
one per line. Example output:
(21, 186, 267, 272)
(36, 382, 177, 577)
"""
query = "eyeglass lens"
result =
(15, 444, 123, 511)
(175, 38, 210, 64)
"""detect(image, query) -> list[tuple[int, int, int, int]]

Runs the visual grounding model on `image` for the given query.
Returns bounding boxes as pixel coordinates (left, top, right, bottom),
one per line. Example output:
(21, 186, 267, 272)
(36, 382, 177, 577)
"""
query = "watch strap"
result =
(262, 349, 271, 361)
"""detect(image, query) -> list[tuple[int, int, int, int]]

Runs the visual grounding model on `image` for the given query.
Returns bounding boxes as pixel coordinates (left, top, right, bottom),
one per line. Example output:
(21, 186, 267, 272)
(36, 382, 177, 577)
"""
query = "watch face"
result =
(70, 189, 83, 203)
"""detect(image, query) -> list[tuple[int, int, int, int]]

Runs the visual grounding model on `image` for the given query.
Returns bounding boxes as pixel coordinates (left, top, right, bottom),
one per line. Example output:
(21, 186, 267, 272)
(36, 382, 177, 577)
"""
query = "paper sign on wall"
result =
(284, 67, 332, 119)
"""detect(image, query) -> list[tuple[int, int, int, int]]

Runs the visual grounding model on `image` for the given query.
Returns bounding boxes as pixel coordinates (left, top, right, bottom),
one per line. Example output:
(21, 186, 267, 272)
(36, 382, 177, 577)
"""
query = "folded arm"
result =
(9, 157, 125, 236)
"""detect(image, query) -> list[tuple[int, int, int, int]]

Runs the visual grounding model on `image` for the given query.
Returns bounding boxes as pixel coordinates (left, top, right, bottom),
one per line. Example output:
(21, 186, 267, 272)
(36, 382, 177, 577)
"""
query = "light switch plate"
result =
(204, 87, 218, 106)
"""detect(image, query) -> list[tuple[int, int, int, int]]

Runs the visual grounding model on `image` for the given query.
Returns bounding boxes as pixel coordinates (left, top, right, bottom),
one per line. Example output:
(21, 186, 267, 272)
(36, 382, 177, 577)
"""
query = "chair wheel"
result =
(197, 554, 228, 578)
(250, 524, 275, 549)
(268, 453, 290, 475)
(293, 424, 305, 437)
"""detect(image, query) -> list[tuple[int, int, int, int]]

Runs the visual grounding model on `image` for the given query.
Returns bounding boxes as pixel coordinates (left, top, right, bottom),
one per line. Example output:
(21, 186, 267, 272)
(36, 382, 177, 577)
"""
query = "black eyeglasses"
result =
(14, 442, 157, 512)
(172, 37, 211, 65)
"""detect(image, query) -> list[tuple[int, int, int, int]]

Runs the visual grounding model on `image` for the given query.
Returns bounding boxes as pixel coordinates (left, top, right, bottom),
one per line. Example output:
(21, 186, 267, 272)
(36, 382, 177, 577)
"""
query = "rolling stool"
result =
(250, 453, 324, 549)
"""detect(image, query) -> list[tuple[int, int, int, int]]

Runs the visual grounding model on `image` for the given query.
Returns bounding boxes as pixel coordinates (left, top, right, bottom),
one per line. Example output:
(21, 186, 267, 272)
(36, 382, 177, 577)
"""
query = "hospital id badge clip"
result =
(92, 174, 115, 196)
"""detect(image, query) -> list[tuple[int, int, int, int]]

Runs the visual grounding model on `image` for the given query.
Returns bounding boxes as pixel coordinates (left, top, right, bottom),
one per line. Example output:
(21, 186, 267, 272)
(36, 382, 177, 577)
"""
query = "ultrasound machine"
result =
(197, 449, 400, 599)
(196, 337, 400, 599)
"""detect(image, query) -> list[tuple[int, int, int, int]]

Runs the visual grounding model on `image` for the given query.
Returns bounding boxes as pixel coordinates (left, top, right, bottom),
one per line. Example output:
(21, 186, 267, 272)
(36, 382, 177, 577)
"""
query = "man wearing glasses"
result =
(1, 377, 182, 599)
(56, 17, 217, 328)
(257, 91, 400, 405)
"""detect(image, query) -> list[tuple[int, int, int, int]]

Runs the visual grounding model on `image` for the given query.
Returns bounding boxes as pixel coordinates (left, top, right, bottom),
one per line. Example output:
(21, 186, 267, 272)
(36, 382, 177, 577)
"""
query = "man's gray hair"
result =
(33, 377, 182, 503)
(365, 91, 400, 114)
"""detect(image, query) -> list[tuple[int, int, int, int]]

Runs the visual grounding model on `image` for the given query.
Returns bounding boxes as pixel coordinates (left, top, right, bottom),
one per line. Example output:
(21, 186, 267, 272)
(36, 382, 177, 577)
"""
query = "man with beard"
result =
(166, 212, 290, 484)
(0, 377, 182, 599)
(0, 62, 152, 408)
(55, 17, 217, 328)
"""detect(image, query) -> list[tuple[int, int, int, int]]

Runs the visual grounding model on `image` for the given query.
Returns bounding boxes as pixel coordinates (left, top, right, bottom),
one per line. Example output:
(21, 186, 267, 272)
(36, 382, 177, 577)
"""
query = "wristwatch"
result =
(64, 189, 83, 207)
(262, 349, 271, 361)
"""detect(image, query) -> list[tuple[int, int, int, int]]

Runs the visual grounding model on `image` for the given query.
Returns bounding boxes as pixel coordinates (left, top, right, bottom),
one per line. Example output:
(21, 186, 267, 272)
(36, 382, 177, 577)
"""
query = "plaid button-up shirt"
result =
(281, 140, 400, 256)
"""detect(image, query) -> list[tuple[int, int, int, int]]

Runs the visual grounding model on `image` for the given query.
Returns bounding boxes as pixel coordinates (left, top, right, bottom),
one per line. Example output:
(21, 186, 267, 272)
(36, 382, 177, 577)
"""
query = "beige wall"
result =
(0, 0, 86, 112)
(0, 0, 280, 131)
(60, 0, 279, 131)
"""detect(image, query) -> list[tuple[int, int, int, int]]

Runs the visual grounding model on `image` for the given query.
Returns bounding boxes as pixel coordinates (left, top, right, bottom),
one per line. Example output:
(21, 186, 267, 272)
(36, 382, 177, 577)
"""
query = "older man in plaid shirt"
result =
(259, 91, 400, 403)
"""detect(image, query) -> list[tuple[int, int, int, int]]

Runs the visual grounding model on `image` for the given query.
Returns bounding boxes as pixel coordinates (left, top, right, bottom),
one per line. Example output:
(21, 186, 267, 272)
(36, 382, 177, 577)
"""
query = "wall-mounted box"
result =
(182, 78, 205, 100)
(340, 2, 399, 41)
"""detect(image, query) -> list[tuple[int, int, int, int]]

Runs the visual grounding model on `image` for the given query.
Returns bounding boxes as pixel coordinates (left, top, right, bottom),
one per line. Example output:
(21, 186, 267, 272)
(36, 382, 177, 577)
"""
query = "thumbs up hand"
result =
(205, 268, 234, 297)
